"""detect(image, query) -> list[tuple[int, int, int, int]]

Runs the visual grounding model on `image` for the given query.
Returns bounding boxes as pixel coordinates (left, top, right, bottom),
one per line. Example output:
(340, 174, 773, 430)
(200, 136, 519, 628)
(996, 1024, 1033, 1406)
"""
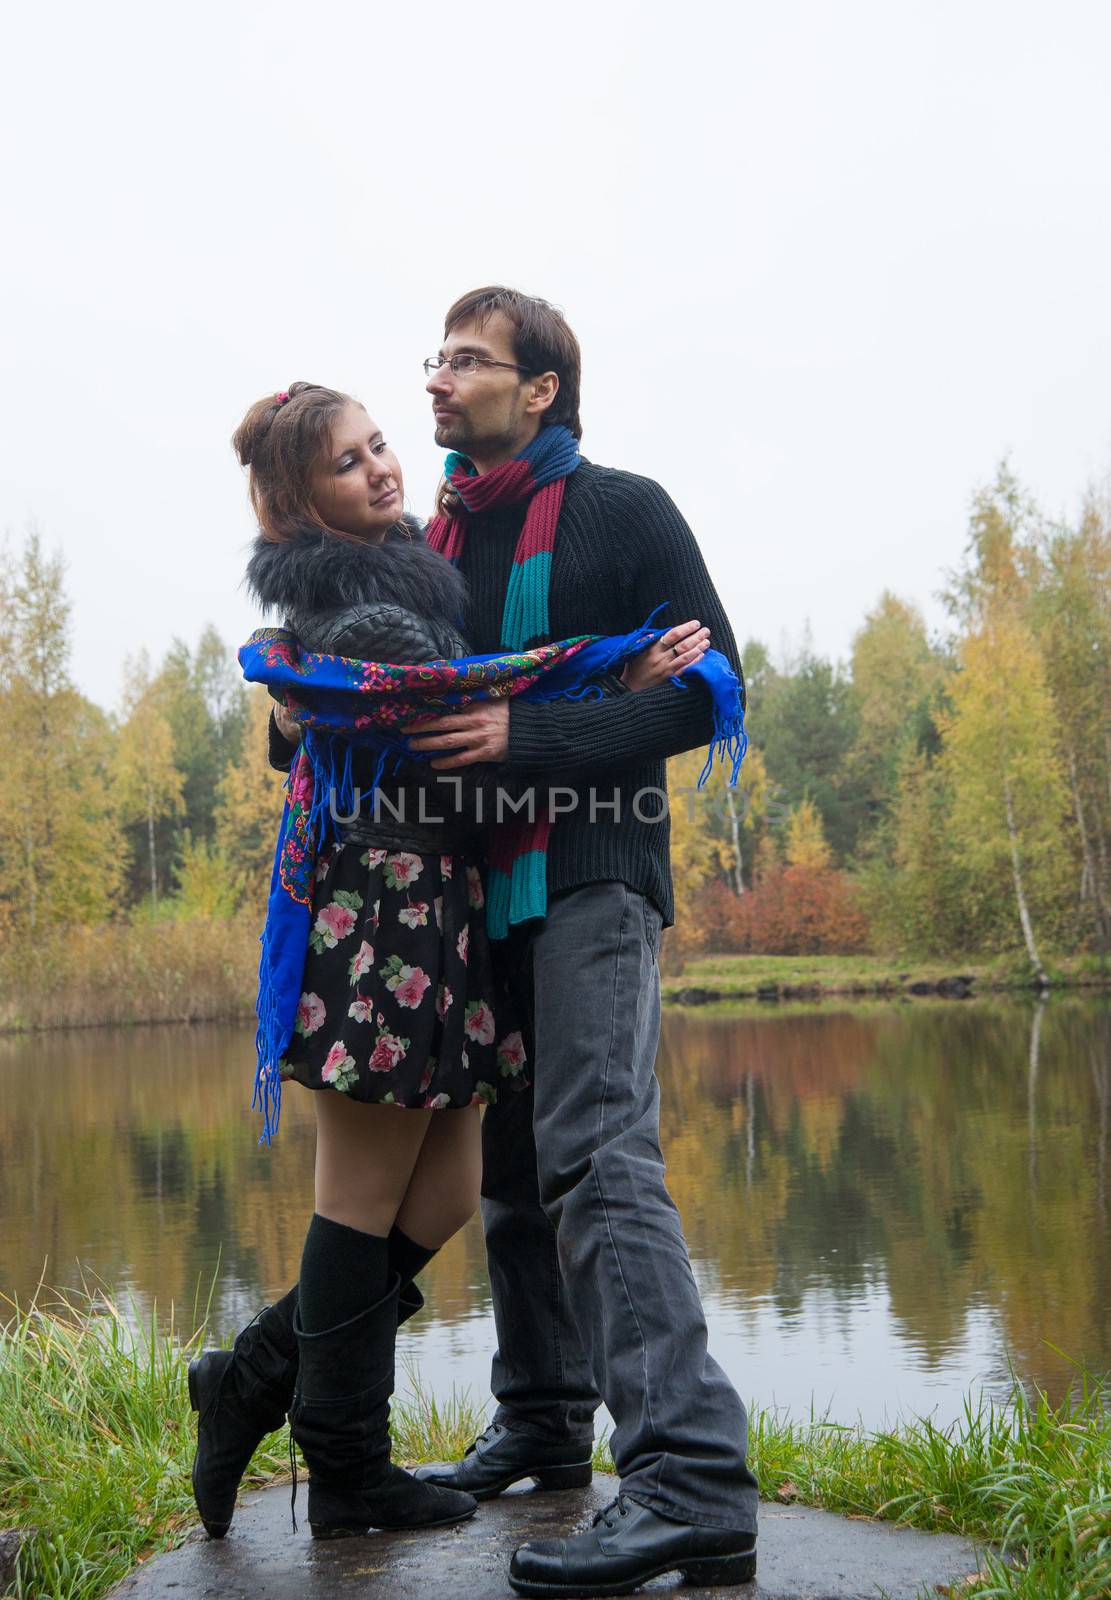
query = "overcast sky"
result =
(3, 0, 1109, 710)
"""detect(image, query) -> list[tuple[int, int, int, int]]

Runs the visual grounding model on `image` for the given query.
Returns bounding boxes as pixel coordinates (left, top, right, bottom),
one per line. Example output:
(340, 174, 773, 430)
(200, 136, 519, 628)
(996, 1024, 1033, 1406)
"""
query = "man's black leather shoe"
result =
(413, 1421, 593, 1501)
(508, 1493, 757, 1596)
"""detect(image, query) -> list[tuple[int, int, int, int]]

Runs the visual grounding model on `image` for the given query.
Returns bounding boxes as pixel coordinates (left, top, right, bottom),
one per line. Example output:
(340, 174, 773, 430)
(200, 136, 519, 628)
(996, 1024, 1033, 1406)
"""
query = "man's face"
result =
(426, 311, 537, 461)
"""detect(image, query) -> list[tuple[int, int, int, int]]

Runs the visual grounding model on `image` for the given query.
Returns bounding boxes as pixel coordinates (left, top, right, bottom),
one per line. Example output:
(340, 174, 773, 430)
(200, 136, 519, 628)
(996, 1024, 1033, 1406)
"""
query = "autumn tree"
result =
(939, 477, 1072, 978)
(753, 645, 868, 861)
(150, 625, 248, 870)
(214, 683, 289, 908)
(0, 529, 124, 939)
(847, 593, 948, 819)
(171, 832, 242, 919)
(863, 748, 968, 956)
(667, 738, 773, 902)
(1029, 500, 1111, 948)
(113, 650, 185, 914)
(785, 798, 832, 870)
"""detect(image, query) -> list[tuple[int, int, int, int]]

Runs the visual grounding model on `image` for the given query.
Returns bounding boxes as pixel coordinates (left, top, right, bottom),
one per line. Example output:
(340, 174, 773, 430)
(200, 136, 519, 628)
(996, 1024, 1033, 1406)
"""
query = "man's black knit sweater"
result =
(465, 459, 742, 927)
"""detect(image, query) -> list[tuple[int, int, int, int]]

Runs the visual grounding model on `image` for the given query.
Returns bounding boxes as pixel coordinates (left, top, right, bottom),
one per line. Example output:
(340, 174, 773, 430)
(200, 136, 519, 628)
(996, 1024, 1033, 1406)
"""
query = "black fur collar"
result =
(244, 515, 466, 623)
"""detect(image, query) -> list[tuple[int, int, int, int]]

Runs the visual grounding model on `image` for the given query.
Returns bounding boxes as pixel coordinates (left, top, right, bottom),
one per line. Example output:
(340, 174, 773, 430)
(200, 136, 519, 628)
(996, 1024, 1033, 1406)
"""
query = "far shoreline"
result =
(2, 950, 1109, 1035)
(661, 950, 1111, 1007)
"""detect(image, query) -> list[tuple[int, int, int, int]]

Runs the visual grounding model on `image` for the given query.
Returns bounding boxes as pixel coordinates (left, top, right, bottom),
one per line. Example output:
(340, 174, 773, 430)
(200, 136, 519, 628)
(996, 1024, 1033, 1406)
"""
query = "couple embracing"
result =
(190, 286, 760, 1597)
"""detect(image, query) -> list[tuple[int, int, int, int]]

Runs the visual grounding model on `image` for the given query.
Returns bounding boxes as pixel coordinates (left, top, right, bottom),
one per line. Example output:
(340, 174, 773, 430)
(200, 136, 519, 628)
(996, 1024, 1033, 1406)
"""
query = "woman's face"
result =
(309, 401, 404, 541)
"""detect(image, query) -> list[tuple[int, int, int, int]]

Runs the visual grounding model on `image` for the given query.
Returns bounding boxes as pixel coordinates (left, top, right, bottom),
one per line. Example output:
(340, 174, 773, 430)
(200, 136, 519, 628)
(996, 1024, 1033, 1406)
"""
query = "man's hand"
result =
(407, 699, 510, 768)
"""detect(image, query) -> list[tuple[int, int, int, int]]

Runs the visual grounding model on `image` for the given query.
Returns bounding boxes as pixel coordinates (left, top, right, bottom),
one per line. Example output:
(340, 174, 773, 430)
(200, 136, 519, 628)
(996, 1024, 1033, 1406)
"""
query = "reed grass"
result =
(0, 1295, 1108, 1600)
(0, 914, 260, 1032)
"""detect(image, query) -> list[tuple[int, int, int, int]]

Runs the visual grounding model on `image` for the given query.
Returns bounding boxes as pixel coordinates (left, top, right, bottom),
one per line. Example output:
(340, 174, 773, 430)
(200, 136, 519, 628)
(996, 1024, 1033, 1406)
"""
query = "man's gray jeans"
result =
(481, 881, 759, 1532)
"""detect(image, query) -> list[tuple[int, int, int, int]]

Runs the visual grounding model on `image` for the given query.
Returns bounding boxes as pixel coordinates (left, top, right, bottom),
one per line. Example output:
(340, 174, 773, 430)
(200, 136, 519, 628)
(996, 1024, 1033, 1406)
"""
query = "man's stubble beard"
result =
(434, 416, 522, 464)
(433, 419, 468, 452)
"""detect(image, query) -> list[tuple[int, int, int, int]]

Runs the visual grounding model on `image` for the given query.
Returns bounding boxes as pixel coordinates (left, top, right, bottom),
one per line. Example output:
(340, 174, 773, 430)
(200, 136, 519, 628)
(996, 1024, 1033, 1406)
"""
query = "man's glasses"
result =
(423, 354, 531, 378)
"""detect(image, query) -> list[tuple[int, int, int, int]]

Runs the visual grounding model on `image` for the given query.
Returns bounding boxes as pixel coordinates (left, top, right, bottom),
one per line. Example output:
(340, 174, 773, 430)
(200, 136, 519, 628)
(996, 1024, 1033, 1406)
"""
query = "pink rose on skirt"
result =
(496, 1030, 527, 1075)
(315, 901, 356, 944)
(394, 966, 432, 1009)
(464, 999, 495, 1046)
(369, 1031, 409, 1072)
(296, 992, 326, 1036)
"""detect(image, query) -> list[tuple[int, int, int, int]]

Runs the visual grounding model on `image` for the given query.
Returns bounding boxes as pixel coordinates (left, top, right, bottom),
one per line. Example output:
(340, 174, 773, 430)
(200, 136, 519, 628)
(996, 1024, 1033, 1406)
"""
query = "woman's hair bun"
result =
(231, 382, 355, 543)
(232, 382, 324, 467)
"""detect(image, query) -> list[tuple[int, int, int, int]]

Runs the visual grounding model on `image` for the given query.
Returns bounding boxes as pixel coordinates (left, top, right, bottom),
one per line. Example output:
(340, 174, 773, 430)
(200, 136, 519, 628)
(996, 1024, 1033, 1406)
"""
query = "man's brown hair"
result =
(444, 286, 582, 440)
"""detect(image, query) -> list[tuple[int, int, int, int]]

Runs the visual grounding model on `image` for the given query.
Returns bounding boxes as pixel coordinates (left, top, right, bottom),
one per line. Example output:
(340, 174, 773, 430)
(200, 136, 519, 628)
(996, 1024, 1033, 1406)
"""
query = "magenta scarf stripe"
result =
(453, 457, 533, 513)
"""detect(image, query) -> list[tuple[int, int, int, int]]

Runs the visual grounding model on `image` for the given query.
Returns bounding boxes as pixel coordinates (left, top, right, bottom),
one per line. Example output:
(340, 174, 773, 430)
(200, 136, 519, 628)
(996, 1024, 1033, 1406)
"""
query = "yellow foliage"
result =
(786, 798, 832, 870)
(939, 608, 1071, 953)
(666, 745, 732, 896)
(171, 833, 243, 920)
(112, 651, 185, 831)
(214, 685, 290, 900)
(0, 534, 126, 938)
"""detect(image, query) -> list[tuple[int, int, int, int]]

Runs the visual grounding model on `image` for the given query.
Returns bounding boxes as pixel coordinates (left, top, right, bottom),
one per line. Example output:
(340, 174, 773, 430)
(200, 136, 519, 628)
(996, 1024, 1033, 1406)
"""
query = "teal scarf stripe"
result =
(501, 550, 553, 651)
(486, 850, 549, 941)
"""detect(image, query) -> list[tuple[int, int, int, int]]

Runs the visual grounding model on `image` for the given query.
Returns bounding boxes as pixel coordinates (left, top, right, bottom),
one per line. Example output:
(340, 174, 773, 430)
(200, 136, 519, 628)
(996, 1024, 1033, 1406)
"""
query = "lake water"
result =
(1, 997, 1108, 1429)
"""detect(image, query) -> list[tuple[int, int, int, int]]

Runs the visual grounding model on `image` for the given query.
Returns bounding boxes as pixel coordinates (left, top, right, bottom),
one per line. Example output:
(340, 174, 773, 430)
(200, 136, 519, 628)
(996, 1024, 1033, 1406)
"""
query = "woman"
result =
(190, 382, 709, 1544)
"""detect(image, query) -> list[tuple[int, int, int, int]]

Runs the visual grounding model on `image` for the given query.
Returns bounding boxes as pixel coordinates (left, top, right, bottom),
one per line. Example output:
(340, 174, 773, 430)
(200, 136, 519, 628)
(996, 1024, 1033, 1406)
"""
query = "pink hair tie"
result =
(275, 391, 290, 406)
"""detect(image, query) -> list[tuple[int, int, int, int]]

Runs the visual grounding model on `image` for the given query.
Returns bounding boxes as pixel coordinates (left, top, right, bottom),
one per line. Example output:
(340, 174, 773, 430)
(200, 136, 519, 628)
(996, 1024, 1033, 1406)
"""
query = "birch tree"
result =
(940, 614, 1069, 980)
(113, 651, 184, 914)
(0, 530, 123, 937)
(1030, 503, 1111, 946)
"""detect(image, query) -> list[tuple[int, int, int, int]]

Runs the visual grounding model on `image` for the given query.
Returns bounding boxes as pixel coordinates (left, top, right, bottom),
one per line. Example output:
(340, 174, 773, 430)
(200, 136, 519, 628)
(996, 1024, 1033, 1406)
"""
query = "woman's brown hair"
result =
(232, 381, 356, 543)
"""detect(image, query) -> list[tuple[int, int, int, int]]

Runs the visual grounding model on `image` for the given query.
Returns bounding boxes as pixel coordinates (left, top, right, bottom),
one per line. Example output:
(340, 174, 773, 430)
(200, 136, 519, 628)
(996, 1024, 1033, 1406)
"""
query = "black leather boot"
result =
(189, 1254, 433, 1539)
(397, 1278, 425, 1327)
(188, 1286, 299, 1538)
(290, 1278, 477, 1538)
(508, 1493, 757, 1596)
(414, 1420, 594, 1500)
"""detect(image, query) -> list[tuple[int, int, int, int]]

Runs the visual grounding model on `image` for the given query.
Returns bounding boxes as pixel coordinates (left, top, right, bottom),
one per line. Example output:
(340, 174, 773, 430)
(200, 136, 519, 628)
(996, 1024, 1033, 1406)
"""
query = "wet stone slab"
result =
(109, 1474, 988, 1599)
(1, 1529, 32, 1594)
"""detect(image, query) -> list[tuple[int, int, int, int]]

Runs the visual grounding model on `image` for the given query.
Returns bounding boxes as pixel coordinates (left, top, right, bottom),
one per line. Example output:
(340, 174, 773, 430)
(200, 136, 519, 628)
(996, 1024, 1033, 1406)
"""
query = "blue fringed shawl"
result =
(238, 612, 745, 1141)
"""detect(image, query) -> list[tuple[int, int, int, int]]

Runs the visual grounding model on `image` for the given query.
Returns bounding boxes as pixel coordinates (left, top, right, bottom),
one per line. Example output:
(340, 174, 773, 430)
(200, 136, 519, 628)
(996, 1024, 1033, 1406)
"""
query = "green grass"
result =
(662, 949, 1111, 1004)
(0, 1292, 286, 1600)
(1, 1297, 1108, 1600)
(745, 1381, 1111, 1599)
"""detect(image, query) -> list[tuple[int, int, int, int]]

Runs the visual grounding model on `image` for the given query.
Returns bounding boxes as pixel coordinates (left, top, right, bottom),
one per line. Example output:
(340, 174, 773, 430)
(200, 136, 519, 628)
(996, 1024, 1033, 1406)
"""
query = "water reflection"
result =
(1, 998, 1108, 1426)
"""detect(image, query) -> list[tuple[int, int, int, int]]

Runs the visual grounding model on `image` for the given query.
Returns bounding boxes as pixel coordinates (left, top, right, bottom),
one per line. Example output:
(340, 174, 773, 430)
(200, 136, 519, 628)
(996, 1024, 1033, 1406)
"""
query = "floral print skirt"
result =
(279, 841, 528, 1109)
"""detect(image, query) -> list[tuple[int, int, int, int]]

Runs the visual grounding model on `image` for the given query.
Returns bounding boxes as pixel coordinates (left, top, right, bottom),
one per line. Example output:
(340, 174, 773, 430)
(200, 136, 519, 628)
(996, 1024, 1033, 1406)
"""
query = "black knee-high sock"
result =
(388, 1224, 438, 1290)
(298, 1214, 389, 1334)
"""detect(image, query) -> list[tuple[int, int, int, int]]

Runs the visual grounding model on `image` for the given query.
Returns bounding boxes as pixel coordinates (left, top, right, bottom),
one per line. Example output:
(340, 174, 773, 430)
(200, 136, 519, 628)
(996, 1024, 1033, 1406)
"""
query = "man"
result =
(409, 287, 759, 1596)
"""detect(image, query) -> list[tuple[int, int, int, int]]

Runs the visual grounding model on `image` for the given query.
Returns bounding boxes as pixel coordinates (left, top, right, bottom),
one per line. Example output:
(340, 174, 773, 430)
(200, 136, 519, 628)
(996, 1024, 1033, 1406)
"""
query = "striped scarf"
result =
(425, 422, 579, 649)
(425, 423, 580, 931)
